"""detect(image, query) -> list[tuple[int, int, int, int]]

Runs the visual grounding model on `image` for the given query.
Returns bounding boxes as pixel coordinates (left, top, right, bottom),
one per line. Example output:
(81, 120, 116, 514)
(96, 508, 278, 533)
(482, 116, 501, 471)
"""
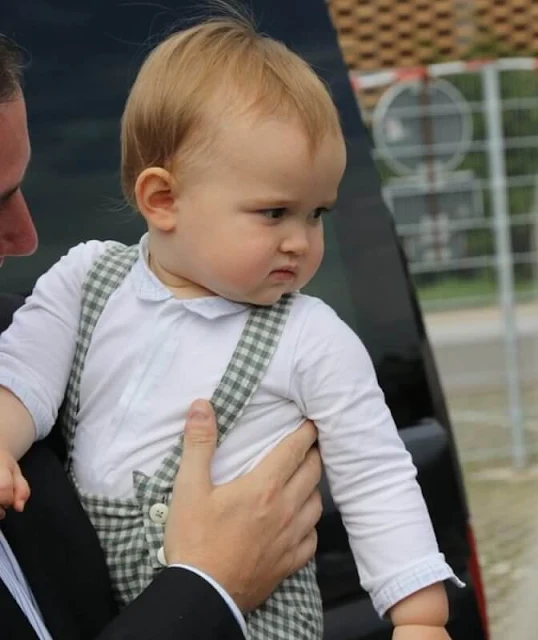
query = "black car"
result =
(1, 1, 489, 638)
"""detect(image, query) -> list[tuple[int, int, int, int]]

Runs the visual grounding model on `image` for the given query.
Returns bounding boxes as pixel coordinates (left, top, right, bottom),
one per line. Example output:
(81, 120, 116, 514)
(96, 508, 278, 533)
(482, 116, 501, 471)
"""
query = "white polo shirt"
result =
(0, 235, 462, 616)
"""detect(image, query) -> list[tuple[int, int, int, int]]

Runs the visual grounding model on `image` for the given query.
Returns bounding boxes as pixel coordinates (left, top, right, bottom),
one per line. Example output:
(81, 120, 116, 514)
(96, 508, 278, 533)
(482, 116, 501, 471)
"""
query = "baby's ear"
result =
(135, 167, 178, 232)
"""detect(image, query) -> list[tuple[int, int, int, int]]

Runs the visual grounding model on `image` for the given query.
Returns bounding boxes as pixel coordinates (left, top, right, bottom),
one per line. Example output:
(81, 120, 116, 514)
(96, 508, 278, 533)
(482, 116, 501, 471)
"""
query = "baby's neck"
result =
(148, 252, 216, 300)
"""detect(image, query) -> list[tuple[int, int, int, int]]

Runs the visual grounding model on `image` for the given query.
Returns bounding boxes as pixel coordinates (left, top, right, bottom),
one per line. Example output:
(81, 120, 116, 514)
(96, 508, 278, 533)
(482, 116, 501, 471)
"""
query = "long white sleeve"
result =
(0, 241, 108, 438)
(289, 300, 462, 615)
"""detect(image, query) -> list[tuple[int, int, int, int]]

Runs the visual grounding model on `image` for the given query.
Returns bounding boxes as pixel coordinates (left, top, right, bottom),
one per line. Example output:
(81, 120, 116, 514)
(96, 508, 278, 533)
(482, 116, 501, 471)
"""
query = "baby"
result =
(0, 15, 462, 640)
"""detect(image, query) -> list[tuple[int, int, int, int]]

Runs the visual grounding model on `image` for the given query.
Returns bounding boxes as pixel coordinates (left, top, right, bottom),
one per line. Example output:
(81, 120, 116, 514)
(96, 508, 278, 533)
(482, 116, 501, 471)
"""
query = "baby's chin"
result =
(222, 287, 296, 307)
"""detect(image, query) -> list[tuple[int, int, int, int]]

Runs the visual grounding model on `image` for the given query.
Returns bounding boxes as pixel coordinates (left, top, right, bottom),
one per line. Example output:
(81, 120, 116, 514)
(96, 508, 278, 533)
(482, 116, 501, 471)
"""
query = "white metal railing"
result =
(349, 58, 538, 468)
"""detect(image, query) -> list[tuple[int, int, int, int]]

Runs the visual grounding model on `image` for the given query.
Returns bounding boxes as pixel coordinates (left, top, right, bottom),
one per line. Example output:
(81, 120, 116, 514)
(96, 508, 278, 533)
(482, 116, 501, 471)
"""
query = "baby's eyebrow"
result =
(245, 197, 298, 209)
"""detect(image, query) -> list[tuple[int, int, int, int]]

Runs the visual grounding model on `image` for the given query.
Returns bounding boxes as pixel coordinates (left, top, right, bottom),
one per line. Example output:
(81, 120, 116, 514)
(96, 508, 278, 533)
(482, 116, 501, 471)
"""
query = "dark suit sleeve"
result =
(95, 567, 244, 640)
(7, 440, 245, 640)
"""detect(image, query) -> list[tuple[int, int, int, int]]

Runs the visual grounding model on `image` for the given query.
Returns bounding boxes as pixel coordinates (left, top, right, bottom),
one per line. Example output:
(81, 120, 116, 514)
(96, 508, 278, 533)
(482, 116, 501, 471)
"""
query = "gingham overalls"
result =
(60, 243, 323, 639)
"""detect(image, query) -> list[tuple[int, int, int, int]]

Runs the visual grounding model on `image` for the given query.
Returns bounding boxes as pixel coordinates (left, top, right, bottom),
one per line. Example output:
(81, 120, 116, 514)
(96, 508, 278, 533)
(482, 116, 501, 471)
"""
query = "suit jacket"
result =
(0, 293, 242, 640)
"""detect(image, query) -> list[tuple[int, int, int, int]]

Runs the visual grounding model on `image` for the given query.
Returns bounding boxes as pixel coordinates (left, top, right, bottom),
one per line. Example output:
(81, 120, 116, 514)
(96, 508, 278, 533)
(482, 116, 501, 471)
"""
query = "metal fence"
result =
(350, 60, 538, 467)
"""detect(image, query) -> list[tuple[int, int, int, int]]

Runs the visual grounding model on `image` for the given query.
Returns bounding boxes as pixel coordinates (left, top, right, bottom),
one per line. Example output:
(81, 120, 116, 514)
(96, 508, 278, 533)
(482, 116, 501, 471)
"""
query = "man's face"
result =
(0, 94, 37, 265)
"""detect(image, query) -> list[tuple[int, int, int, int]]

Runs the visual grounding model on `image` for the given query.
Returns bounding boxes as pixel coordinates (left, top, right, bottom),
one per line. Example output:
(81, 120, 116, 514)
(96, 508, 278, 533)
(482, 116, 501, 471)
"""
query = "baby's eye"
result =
(259, 208, 287, 220)
(312, 206, 332, 220)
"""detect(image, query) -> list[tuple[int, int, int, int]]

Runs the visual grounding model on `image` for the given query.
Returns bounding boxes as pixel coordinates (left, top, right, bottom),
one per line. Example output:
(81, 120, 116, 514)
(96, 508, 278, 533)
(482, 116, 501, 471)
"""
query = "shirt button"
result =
(157, 546, 167, 566)
(149, 502, 169, 524)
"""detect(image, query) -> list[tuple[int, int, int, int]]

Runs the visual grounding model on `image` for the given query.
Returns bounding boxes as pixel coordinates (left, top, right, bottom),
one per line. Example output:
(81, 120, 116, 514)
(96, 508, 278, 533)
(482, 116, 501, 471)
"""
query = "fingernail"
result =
(188, 400, 209, 420)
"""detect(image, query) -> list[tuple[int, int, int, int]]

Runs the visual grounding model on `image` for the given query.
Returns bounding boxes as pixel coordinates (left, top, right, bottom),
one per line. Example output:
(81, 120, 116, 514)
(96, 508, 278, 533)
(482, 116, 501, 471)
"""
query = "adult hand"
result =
(164, 399, 322, 613)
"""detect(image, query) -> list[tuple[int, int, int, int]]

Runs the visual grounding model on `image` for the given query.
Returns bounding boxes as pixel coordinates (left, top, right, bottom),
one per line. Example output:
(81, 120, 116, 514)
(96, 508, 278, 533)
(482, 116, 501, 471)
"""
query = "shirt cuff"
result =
(168, 564, 247, 637)
(371, 553, 466, 618)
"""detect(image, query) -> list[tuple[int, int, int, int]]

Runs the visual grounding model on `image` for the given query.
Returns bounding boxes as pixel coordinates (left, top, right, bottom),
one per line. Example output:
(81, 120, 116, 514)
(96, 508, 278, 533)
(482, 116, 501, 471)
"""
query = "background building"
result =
(328, 0, 538, 109)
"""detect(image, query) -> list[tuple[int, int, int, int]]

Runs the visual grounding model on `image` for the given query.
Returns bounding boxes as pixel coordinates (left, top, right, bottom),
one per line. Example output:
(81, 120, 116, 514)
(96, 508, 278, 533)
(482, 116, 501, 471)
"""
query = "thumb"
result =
(175, 399, 217, 497)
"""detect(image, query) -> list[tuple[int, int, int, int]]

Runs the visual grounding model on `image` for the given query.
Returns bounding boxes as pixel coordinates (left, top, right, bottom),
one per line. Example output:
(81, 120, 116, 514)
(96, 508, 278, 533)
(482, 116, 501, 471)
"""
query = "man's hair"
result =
(121, 15, 341, 208)
(0, 35, 23, 103)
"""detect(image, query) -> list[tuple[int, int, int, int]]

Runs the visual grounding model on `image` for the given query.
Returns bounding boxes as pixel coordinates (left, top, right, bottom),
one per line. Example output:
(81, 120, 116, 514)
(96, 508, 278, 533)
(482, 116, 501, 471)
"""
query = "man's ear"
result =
(134, 167, 178, 232)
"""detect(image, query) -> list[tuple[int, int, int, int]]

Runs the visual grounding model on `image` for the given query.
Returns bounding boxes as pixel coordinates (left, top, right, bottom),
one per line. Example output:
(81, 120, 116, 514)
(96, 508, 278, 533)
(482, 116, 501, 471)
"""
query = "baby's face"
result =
(153, 114, 346, 305)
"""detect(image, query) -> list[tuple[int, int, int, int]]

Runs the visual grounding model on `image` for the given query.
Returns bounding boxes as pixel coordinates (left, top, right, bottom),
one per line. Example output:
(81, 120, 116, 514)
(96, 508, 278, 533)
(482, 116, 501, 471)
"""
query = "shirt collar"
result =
(130, 234, 248, 319)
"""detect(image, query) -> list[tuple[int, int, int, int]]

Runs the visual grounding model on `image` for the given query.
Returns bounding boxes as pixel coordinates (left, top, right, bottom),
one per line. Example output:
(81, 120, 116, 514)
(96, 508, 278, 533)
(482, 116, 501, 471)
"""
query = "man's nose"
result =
(0, 192, 38, 258)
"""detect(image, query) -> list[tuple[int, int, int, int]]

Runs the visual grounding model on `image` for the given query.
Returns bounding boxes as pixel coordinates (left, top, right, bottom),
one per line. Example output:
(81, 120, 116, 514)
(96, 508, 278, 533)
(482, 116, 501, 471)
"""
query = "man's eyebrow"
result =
(0, 184, 20, 204)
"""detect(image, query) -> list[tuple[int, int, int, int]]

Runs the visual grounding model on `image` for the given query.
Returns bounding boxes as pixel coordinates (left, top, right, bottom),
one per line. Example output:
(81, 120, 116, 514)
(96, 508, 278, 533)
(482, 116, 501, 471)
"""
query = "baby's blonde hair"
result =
(121, 15, 342, 207)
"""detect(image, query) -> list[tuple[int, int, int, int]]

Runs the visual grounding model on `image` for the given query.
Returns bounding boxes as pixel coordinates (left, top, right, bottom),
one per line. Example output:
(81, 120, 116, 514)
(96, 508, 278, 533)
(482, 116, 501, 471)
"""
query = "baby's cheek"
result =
(303, 247, 324, 282)
(209, 259, 257, 297)
(231, 253, 266, 282)
(229, 265, 261, 291)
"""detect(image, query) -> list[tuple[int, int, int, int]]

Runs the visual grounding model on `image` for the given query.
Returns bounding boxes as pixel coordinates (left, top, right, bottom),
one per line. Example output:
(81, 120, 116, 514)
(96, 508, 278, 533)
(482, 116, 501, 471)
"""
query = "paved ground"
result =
(461, 453, 538, 640)
(447, 384, 538, 463)
(425, 303, 538, 640)
(425, 302, 538, 390)
(426, 302, 538, 345)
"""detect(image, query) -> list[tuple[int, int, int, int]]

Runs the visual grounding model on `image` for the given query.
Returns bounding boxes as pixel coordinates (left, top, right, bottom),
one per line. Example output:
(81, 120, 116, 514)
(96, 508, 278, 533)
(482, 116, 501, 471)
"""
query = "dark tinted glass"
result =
(1, 0, 434, 427)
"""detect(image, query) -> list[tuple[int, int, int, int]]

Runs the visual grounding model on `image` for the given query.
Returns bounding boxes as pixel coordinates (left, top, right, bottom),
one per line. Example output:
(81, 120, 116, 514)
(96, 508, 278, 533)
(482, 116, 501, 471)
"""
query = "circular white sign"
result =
(372, 78, 472, 176)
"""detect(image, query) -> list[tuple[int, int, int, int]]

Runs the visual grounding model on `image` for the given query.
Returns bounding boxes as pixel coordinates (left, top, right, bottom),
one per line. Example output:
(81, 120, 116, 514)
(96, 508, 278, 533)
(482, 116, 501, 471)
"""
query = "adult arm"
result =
(95, 567, 244, 640)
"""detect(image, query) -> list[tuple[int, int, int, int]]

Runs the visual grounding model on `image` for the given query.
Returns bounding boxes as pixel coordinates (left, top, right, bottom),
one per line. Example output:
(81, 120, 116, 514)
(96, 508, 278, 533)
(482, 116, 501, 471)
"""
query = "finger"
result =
(12, 466, 30, 512)
(0, 467, 14, 507)
(174, 399, 217, 497)
(288, 529, 318, 577)
(252, 420, 317, 489)
(282, 446, 322, 511)
(289, 489, 323, 545)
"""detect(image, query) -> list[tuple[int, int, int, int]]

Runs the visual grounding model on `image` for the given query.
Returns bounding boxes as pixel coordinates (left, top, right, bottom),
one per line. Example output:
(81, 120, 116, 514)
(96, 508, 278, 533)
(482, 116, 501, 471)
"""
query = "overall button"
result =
(149, 502, 169, 524)
(157, 546, 167, 566)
